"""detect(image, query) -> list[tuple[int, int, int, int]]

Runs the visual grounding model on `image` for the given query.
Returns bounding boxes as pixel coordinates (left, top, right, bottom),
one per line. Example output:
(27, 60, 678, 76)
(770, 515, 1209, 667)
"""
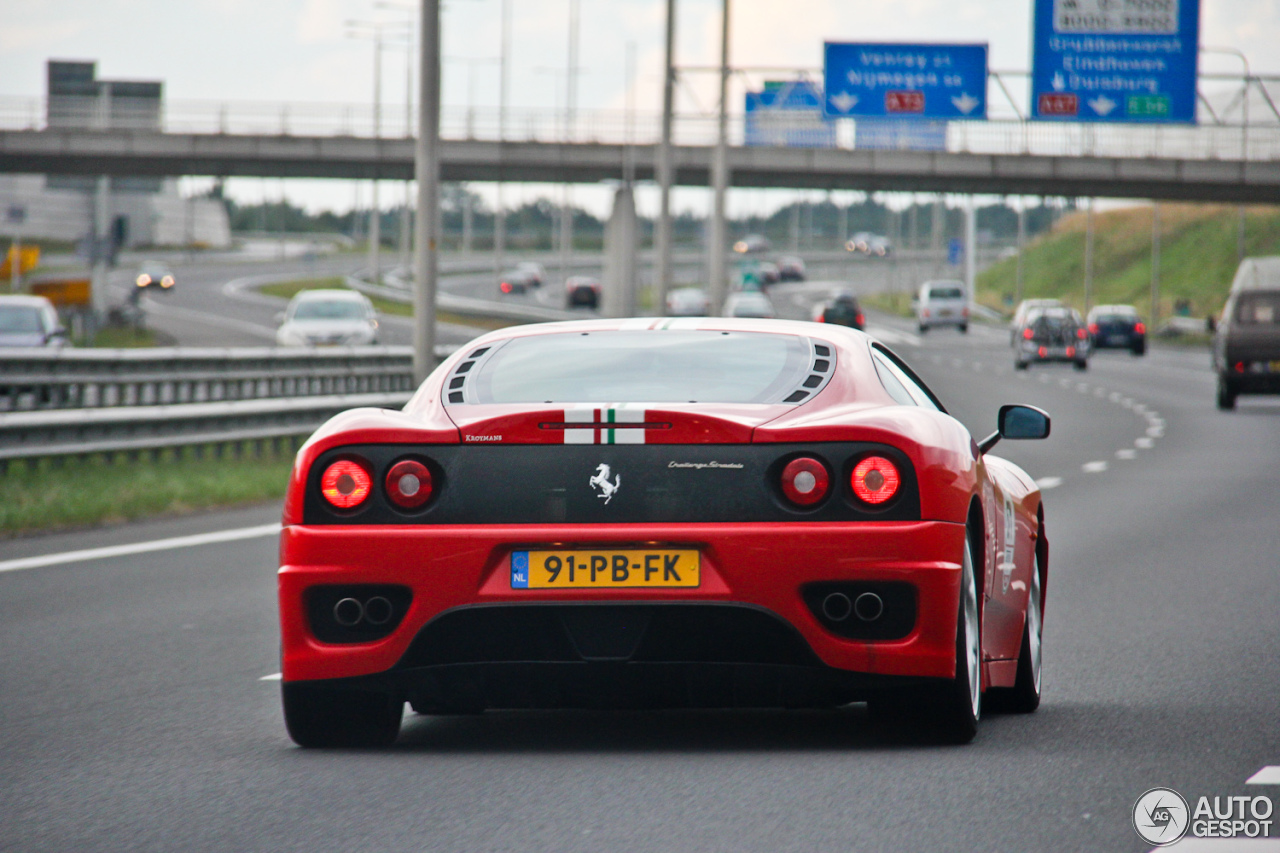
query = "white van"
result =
(915, 280, 969, 333)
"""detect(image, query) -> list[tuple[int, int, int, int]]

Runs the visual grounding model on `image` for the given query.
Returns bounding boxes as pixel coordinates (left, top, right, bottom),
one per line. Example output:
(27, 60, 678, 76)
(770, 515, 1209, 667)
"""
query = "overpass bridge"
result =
(2, 96, 1279, 202)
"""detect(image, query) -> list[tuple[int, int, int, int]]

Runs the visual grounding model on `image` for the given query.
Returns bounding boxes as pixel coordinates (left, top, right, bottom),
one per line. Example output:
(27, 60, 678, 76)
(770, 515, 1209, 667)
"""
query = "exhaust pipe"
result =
(854, 592, 884, 622)
(363, 596, 393, 626)
(333, 597, 364, 627)
(821, 592, 852, 622)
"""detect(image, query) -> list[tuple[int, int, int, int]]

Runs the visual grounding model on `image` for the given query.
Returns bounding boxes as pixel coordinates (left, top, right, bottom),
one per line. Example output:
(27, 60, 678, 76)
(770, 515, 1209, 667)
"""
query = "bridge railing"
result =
(2, 84, 1279, 162)
(0, 347, 418, 467)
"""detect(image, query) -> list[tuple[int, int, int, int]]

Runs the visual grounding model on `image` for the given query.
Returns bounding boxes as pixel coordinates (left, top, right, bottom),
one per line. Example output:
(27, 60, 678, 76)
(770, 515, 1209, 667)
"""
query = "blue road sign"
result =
(948, 238, 964, 266)
(745, 80, 836, 148)
(854, 119, 948, 152)
(823, 43, 988, 120)
(1030, 0, 1200, 123)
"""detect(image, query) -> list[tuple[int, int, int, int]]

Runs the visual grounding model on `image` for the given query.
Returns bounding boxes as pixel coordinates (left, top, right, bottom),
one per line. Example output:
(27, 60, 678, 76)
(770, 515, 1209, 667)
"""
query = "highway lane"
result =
(3, 307, 1279, 851)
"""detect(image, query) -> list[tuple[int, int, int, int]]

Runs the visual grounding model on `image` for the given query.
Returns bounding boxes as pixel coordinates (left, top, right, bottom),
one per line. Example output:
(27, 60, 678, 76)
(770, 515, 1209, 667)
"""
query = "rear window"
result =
(928, 287, 964, 300)
(461, 330, 817, 404)
(292, 300, 367, 321)
(1236, 293, 1280, 325)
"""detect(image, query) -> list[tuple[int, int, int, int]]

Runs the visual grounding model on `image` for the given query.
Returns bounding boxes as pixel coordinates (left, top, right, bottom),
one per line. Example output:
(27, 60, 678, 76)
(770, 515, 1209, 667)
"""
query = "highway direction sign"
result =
(1030, 0, 1200, 123)
(823, 43, 988, 120)
(745, 80, 836, 148)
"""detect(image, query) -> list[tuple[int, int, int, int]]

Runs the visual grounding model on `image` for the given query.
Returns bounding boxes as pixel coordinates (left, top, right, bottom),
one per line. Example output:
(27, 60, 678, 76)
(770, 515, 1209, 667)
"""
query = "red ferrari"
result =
(278, 318, 1050, 746)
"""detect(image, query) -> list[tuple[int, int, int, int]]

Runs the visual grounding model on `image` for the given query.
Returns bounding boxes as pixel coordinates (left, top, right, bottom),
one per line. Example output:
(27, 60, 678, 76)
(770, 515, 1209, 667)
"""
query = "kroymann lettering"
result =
(668, 461, 745, 470)
(464, 434, 502, 442)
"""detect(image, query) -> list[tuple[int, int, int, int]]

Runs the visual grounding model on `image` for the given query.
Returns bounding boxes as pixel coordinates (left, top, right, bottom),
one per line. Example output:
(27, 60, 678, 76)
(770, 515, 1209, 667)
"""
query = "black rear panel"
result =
(302, 442, 920, 524)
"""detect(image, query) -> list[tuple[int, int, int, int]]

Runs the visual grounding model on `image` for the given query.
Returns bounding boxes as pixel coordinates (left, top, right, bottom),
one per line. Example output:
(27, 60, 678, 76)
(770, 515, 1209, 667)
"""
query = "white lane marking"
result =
(1110, 392, 1123, 402)
(1247, 766, 1280, 784)
(0, 523, 282, 574)
(866, 326, 922, 347)
(1076, 383, 1089, 393)
(1147, 426, 1165, 437)
(1136, 437, 1155, 449)
(1035, 476, 1064, 490)
(972, 362, 983, 372)
(259, 673, 283, 682)
(1059, 377, 1073, 388)
(1094, 387, 1107, 397)
(950, 358, 965, 369)
(1038, 374, 1050, 383)
(1116, 449, 1137, 460)
(1082, 461, 1108, 473)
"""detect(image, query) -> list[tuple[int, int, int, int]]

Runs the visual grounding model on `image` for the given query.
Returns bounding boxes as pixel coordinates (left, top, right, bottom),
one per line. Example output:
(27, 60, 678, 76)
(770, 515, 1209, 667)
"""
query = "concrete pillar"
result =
(90, 175, 110, 326)
(602, 185, 637, 318)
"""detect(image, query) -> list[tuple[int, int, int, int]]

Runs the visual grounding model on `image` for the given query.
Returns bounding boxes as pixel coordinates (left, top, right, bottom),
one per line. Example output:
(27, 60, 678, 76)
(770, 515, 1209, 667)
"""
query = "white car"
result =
(666, 287, 710, 317)
(276, 290, 379, 347)
(915, 280, 969, 333)
(0, 294, 68, 348)
(722, 291, 775, 319)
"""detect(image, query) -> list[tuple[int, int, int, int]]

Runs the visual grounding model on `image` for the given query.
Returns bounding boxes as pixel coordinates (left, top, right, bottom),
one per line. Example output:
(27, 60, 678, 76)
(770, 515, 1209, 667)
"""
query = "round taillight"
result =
(780, 457, 830, 507)
(386, 459, 433, 509)
(1135, 322, 1146, 334)
(851, 456, 901, 505)
(1022, 327, 1034, 339)
(320, 459, 372, 509)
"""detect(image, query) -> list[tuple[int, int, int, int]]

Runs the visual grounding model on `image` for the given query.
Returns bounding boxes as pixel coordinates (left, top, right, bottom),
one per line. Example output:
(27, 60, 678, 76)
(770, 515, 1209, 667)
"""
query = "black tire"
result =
(959, 324, 968, 334)
(918, 323, 929, 333)
(871, 532, 981, 744)
(1217, 376, 1237, 411)
(1131, 343, 1146, 356)
(1014, 359, 1029, 371)
(283, 682, 403, 748)
(988, 554, 1042, 714)
(1073, 359, 1088, 371)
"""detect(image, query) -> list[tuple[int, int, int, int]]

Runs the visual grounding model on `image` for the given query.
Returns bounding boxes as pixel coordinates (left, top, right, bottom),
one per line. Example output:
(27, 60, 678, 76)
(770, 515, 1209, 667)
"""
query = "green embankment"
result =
(976, 204, 1280, 319)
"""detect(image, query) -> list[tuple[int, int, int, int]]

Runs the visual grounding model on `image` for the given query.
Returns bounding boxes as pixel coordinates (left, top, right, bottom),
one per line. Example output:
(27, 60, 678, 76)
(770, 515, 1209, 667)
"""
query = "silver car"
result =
(0, 295, 68, 348)
(276, 290, 379, 347)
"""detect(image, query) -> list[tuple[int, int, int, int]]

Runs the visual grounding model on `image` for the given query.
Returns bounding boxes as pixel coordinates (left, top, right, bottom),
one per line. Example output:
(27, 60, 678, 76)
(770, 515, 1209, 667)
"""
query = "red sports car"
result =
(278, 318, 1050, 746)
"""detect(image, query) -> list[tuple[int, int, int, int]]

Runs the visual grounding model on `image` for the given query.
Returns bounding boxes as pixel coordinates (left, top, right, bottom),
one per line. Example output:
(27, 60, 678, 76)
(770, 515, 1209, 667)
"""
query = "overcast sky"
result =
(3, 0, 1276, 215)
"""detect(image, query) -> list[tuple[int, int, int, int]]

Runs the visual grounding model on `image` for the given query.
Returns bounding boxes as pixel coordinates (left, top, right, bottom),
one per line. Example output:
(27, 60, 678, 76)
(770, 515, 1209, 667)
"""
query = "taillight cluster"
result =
(778, 454, 903, 509)
(318, 456, 435, 512)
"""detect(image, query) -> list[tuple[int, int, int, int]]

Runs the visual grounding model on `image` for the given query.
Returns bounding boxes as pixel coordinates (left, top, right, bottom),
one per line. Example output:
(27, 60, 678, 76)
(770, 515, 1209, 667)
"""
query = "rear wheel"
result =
(283, 682, 403, 748)
(959, 324, 968, 334)
(918, 323, 929, 333)
(1073, 359, 1088, 371)
(1014, 359, 1029, 371)
(989, 555, 1042, 713)
(871, 532, 981, 744)
(1217, 376, 1237, 411)
(1131, 342, 1146, 356)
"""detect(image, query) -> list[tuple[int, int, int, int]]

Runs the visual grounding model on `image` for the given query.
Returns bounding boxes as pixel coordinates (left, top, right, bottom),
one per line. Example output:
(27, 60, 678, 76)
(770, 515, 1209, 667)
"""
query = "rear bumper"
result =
(278, 521, 967, 699)
(1223, 372, 1280, 395)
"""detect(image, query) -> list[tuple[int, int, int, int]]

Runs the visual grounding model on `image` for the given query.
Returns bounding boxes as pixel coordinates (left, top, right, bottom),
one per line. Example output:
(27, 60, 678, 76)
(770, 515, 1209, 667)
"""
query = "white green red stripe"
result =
(563, 404, 646, 444)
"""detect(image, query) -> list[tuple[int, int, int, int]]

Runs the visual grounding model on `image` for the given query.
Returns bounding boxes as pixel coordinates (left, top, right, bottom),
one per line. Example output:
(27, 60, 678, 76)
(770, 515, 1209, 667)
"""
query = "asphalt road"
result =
(3, 278, 1279, 851)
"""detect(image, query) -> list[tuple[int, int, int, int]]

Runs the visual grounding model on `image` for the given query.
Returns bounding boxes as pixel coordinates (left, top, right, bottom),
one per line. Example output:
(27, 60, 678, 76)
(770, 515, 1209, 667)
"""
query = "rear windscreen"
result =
(929, 287, 964, 300)
(462, 330, 816, 404)
(1236, 293, 1280, 325)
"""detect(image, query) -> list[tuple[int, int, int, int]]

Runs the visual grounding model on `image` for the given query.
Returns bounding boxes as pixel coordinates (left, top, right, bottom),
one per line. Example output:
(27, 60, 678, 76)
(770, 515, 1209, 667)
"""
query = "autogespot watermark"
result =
(1133, 787, 1275, 846)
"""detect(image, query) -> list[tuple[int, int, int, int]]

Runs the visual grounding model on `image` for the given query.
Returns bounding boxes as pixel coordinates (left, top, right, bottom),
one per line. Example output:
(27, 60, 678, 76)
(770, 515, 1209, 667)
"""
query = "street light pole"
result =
(494, 0, 511, 279)
(655, 0, 676, 316)
(708, 0, 730, 315)
(413, 0, 441, 382)
(1202, 46, 1251, 263)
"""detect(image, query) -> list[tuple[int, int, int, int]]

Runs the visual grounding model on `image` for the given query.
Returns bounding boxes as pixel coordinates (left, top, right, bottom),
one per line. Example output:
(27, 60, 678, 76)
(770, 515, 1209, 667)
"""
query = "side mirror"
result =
(275, 312, 286, 324)
(979, 404, 1051, 454)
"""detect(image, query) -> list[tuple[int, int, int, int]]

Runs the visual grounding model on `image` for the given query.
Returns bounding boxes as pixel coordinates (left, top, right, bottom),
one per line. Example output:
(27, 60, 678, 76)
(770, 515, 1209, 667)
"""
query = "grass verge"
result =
(259, 277, 514, 331)
(1, 445, 294, 537)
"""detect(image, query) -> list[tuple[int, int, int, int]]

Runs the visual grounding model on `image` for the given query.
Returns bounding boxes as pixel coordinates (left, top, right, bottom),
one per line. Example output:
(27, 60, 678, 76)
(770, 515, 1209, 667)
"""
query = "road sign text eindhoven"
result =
(823, 43, 988, 119)
(1031, 0, 1200, 122)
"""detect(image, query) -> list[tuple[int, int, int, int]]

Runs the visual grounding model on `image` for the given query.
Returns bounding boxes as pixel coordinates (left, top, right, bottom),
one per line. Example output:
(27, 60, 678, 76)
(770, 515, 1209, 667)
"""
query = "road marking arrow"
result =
(829, 91, 859, 113)
(951, 92, 980, 115)
(1088, 95, 1117, 116)
(1052, 72, 1066, 91)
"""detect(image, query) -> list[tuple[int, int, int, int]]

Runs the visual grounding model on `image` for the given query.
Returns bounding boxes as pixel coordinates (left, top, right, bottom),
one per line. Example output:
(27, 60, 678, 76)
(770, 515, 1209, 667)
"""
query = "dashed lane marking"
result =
(1116, 449, 1137, 460)
(1247, 767, 1280, 784)
(1035, 476, 1064, 490)
(260, 673, 283, 682)
(866, 327, 923, 347)
(0, 523, 282, 574)
(1082, 461, 1108, 473)
(1136, 437, 1155, 449)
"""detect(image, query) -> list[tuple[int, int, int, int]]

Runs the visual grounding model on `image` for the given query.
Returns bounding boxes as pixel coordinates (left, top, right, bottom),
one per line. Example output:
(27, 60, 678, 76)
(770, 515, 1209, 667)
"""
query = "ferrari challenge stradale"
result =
(278, 317, 1051, 747)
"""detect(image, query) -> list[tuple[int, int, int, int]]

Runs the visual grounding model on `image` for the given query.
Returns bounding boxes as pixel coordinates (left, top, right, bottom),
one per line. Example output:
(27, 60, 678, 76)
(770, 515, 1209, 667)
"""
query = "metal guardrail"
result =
(0, 347, 417, 467)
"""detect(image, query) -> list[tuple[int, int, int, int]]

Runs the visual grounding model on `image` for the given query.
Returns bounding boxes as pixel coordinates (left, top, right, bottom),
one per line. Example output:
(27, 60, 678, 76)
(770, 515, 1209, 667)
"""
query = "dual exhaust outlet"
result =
(821, 591, 884, 623)
(333, 595, 394, 628)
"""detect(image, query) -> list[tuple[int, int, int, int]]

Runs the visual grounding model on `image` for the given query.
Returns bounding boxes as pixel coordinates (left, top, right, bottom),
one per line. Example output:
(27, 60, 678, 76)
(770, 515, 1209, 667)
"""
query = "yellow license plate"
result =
(510, 549, 700, 589)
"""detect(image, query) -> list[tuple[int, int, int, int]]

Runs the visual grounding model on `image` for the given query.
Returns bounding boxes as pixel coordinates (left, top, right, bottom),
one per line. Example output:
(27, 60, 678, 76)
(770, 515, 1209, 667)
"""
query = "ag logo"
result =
(1133, 787, 1190, 846)
(589, 463, 621, 504)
